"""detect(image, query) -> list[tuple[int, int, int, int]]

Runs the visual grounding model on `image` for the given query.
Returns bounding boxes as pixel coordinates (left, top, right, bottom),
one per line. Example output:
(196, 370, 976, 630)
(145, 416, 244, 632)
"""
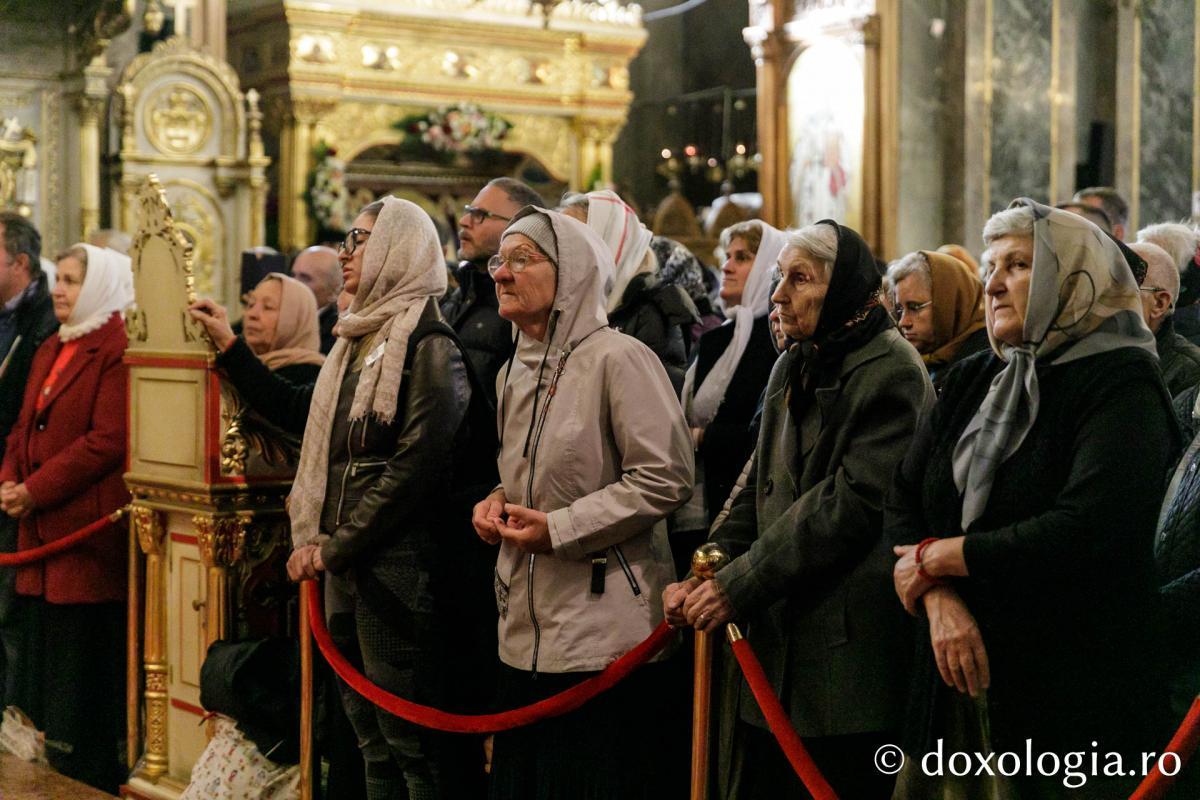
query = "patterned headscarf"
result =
(952, 199, 1155, 530)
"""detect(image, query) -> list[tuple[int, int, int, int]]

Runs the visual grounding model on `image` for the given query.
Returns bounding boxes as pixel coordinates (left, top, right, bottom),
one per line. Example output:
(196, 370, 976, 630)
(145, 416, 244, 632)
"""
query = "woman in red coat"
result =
(0, 242, 131, 792)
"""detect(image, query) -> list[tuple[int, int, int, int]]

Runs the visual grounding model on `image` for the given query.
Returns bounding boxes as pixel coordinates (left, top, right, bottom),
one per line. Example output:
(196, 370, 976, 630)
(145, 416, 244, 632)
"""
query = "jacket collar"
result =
(38, 313, 123, 414)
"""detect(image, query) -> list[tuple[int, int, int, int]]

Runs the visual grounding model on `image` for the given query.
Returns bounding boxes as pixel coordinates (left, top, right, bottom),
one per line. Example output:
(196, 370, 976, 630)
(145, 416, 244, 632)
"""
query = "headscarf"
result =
(952, 198, 1155, 530)
(921, 250, 986, 367)
(787, 221, 895, 424)
(58, 243, 135, 342)
(584, 190, 654, 313)
(289, 197, 447, 547)
(681, 221, 787, 429)
(256, 273, 325, 371)
(651, 236, 708, 305)
(937, 243, 979, 276)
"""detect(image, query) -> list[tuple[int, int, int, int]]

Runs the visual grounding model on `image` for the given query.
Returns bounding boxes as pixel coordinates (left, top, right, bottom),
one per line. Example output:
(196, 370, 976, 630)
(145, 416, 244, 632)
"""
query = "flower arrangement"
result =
(394, 104, 512, 160)
(305, 141, 350, 234)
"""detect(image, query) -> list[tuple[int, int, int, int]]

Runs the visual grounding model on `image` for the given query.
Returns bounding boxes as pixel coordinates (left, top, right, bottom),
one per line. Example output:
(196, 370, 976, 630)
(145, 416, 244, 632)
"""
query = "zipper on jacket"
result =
(613, 545, 641, 597)
(527, 553, 541, 679)
(335, 419, 356, 526)
(349, 458, 388, 478)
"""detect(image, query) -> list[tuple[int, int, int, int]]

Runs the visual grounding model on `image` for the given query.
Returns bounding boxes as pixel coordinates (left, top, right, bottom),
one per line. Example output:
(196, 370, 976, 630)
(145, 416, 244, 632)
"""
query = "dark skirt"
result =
(488, 658, 688, 800)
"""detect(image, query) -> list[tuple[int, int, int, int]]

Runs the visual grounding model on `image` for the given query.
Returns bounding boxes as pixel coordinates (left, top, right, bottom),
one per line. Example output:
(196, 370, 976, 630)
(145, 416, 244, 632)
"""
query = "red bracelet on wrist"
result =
(915, 537, 945, 585)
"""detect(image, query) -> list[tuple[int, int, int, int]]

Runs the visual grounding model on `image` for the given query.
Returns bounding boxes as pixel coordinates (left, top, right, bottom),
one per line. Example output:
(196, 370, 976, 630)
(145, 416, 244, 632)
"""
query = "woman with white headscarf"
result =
(283, 197, 492, 800)
(681, 219, 787, 527)
(0, 243, 133, 792)
(886, 199, 1177, 799)
(560, 190, 699, 392)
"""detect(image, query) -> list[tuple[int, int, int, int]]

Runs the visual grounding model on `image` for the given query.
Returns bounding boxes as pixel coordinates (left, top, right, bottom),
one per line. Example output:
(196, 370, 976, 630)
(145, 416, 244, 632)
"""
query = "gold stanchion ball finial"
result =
(691, 543, 729, 581)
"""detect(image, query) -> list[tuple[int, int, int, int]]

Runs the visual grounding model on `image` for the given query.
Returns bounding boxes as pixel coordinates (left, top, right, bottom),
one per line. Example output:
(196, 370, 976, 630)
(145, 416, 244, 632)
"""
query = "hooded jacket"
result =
(494, 208, 694, 673)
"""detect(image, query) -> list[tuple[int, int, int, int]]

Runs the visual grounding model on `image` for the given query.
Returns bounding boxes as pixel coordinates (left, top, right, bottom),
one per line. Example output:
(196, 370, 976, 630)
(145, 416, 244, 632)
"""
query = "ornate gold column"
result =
(246, 89, 269, 246)
(574, 117, 624, 189)
(133, 505, 168, 781)
(279, 97, 336, 252)
(193, 513, 249, 649)
(744, 0, 789, 229)
(77, 53, 111, 239)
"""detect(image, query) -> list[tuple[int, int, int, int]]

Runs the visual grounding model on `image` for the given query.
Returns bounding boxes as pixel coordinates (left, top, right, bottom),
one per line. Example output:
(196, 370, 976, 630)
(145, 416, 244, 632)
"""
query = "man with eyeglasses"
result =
(1130, 240, 1200, 396)
(441, 177, 546, 404)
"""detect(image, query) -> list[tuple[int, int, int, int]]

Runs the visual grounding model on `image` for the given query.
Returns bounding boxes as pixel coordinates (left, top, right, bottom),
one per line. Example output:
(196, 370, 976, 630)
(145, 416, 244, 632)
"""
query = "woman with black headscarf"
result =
(663, 221, 933, 798)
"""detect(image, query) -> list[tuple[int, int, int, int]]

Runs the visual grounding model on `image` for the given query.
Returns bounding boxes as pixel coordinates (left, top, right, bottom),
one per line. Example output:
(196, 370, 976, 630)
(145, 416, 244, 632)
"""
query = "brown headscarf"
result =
(937, 243, 979, 276)
(257, 273, 326, 371)
(922, 250, 985, 367)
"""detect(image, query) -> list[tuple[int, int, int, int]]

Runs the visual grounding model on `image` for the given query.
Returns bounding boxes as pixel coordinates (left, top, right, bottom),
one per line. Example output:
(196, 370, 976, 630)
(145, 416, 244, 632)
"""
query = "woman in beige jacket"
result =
(472, 206, 694, 798)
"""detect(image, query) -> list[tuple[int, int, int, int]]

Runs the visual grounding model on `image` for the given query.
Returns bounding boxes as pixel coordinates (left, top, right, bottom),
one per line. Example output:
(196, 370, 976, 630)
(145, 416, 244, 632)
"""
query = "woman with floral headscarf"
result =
(887, 199, 1177, 799)
(0, 243, 133, 791)
(283, 197, 487, 800)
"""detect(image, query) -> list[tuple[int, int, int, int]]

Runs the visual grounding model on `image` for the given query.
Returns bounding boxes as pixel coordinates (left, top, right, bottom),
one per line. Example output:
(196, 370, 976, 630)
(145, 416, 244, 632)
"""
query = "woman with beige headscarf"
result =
(886, 199, 1176, 799)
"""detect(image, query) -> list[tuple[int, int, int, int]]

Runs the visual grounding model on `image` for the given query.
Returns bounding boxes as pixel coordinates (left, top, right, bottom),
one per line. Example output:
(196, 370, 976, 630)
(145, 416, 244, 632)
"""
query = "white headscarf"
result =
(289, 197, 447, 547)
(58, 243, 134, 342)
(585, 190, 654, 314)
(681, 221, 787, 429)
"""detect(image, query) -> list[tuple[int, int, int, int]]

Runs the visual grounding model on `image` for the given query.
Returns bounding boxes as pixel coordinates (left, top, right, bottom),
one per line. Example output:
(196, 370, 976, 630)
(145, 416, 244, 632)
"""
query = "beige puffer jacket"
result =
(494, 207, 694, 674)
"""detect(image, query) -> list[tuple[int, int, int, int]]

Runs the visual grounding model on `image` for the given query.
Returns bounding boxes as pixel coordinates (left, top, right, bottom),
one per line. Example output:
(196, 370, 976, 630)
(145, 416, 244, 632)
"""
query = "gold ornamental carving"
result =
(219, 385, 295, 477)
(132, 505, 166, 556)
(145, 84, 213, 155)
(141, 666, 169, 778)
(0, 117, 37, 216)
(161, 180, 221, 296)
(193, 513, 250, 568)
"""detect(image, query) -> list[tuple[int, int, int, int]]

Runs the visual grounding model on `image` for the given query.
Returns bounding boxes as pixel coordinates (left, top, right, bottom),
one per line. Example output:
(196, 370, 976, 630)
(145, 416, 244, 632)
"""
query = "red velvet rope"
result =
(729, 636, 839, 800)
(1129, 695, 1200, 800)
(0, 508, 126, 567)
(302, 579, 674, 734)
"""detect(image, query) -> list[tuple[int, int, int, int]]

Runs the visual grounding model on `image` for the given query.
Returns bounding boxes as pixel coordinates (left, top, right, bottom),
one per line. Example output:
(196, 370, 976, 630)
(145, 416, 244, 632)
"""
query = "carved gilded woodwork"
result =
(145, 84, 214, 156)
(193, 513, 249, 569)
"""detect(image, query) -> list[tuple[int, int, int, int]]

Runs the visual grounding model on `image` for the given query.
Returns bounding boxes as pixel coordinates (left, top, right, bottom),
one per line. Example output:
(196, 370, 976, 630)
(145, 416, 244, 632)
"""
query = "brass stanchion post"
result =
(299, 581, 314, 800)
(690, 544, 729, 800)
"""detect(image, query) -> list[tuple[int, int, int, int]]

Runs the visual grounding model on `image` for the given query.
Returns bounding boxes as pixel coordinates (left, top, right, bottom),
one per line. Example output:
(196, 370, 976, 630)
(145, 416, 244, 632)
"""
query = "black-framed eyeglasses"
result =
(1140, 286, 1168, 294)
(892, 300, 933, 321)
(338, 228, 371, 257)
(487, 249, 549, 277)
(463, 205, 512, 225)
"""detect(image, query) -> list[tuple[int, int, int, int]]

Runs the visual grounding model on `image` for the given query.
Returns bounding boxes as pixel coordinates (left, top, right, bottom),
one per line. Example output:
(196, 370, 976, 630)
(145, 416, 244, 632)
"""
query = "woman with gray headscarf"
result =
(285, 196, 484, 800)
(886, 199, 1177, 799)
(472, 206, 693, 799)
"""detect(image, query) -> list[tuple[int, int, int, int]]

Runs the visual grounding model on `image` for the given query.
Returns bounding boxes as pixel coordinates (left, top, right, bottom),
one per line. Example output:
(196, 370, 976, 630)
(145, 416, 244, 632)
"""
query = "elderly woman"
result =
(273, 197, 490, 800)
(664, 221, 931, 798)
(682, 220, 787, 528)
(886, 199, 1176, 799)
(0, 243, 132, 791)
(472, 207, 693, 799)
(887, 250, 989, 390)
(559, 190, 700, 392)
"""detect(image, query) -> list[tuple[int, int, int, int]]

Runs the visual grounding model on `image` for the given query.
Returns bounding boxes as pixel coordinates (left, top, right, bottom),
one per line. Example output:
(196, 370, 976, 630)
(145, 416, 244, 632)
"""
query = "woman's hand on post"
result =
(662, 577, 701, 627)
(924, 585, 990, 697)
(496, 504, 551, 553)
(287, 544, 322, 582)
(187, 298, 237, 351)
(682, 579, 735, 633)
(472, 489, 507, 545)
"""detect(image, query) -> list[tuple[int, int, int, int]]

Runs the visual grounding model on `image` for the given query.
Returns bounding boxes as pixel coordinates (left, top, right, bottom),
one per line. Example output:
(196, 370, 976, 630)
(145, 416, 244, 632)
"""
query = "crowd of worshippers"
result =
(0, 179, 1199, 800)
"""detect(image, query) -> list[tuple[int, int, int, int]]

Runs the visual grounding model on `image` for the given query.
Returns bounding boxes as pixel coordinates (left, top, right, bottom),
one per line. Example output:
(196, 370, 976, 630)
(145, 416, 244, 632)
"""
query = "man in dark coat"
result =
(0, 212, 58, 709)
(1130, 241, 1200, 397)
(441, 177, 544, 404)
(664, 221, 932, 799)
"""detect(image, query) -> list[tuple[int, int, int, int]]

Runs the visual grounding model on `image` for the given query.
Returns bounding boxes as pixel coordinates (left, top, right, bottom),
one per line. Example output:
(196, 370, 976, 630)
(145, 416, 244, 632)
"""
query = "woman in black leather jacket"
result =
(274, 197, 479, 800)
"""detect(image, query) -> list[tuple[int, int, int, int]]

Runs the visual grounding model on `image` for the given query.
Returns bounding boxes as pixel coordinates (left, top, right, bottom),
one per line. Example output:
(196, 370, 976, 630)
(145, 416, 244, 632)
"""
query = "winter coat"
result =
(494, 209, 694, 674)
(440, 259, 513, 407)
(711, 327, 930, 737)
(0, 314, 129, 604)
(608, 272, 699, 395)
(0, 276, 58, 461)
(887, 346, 1177, 756)
(1155, 315, 1200, 397)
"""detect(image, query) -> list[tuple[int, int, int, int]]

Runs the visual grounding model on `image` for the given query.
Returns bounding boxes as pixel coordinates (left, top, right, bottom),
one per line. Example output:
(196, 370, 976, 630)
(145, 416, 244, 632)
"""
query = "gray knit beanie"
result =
(502, 208, 559, 266)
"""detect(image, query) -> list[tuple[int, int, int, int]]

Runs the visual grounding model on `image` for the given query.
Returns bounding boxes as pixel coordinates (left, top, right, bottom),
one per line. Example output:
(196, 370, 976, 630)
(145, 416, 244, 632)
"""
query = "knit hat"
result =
(502, 208, 559, 266)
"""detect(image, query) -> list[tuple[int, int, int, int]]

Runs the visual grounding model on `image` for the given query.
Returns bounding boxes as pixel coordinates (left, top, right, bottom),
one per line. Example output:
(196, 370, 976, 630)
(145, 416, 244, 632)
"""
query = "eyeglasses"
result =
(892, 300, 933, 321)
(463, 205, 512, 225)
(338, 228, 371, 257)
(1140, 286, 1168, 294)
(487, 249, 549, 277)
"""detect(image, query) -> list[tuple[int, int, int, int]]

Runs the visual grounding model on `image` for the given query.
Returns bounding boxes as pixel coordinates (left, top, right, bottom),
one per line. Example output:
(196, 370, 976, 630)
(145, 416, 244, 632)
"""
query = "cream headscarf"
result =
(256, 273, 325, 371)
(58, 243, 134, 342)
(585, 190, 654, 313)
(288, 197, 447, 547)
(681, 221, 787, 429)
(952, 199, 1155, 530)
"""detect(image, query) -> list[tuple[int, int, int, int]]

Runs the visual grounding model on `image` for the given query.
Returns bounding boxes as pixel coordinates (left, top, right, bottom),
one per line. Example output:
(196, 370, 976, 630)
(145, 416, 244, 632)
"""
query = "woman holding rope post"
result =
(886, 200, 1178, 800)
(0, 243, 132, 792)
(281, 196, 494, 800)
(471, 206, 694, 799)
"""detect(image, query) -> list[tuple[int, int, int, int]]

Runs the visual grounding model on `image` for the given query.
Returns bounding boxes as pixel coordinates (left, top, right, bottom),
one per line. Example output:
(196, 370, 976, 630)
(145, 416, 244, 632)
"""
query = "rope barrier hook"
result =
(690, 543, 729, 800)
